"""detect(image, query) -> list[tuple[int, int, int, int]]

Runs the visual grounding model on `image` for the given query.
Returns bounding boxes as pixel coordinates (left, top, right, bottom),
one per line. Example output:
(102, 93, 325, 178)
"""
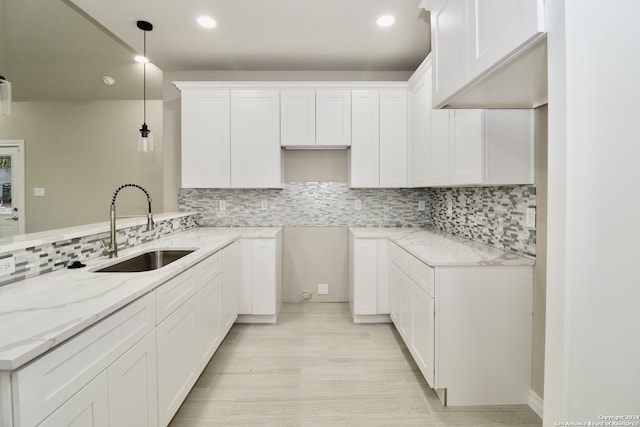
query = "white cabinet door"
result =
(38, 372, 109, 427)
(350, 90, 380, 188)
(467, 0, 545, 80)
(409, 281, 435, 387)
(431, 0, 468, 106)
(281, 90, 316, 147)
(429, 109, 451, 186)
(389, 262, 402, 326)
(156, 297, 197, 427)
(252, 239, 277, 315)
(230, 90, 281, 188)
(411, 65, 432, 187)
(316, 90, 351, 146)
(379, 90, 408, 188)
(108, 331, 158, 427)
(376, 239, 390, 314)
(351, 238, 378, 315)
(221, 243, 238, 332)
(450, 109, 484, 185)
(181, 90, 231, 188)
(195, 274, 223, 372)
(237, 239, 254, 315)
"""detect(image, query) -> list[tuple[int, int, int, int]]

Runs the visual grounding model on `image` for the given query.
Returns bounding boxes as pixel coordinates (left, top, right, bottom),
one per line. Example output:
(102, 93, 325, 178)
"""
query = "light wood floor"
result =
(169, 303, 542, 427)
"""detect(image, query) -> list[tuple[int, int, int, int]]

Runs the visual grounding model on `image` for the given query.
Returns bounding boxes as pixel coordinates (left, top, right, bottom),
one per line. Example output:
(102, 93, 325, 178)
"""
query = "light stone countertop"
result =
(349, 227, 535, 267)
(0, 225, 530, 371)
(0, 227, 280, 370)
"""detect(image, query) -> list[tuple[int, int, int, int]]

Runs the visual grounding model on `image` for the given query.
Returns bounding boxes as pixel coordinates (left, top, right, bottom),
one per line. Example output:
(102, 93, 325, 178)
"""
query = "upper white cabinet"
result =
(176, 84, 282, 189)
(230, 90, 281, 188)
(281, 90, 351, 147)
(316, 90, 351, 146)
(423, 0, 546, 108)
(350, 89, 408, 188)
(180, 89, 231, 188)
(409, 60, 433, 187)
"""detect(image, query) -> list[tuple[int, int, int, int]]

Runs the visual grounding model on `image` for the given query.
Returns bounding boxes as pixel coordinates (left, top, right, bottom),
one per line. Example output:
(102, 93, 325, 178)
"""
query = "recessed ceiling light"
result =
(197, 16, 217, 28)
(134, 55, 149, 63)
(376, 14, 396, 28)
(102, 76, 115, 86)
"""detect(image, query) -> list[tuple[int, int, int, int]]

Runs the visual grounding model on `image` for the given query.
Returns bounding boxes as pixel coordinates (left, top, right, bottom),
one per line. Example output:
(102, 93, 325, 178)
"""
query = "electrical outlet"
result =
(172, 220, 180, 230)
(219, 200, 226, 211)
(525, 207, 536, 228)
(446, 198, 453, 215)
(354, 199, 362, 210)
(418, 201, 425, 211)
(261, 200, 268, 211)
(318, 283, 329, 295)
(0, 256, 15, 276)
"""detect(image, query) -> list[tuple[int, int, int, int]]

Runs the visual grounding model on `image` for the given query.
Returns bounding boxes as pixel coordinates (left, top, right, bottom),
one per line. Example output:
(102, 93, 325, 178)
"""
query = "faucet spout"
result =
(106, 183, 154, 258)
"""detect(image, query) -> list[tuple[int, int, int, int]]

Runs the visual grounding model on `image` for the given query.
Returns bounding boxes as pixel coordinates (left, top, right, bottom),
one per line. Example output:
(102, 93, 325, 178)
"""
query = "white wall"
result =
(544, 1, 640, 424)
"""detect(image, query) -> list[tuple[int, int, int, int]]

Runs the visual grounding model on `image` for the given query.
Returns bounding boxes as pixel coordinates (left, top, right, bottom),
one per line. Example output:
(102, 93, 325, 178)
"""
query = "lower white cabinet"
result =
(195, 274, 223, 372)
(388, 242, 533, 406)
(156, 297, 197, 427)
(221, 243, 238, 332)
(107, 330, 158, 427)
(348, 233, 390, 322)
(237, 232, 283, 324)
(38, 372, 110, 427)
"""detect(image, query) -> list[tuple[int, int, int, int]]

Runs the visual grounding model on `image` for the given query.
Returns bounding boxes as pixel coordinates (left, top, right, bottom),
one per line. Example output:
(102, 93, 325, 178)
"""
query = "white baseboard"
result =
(528, 389, 544, 418)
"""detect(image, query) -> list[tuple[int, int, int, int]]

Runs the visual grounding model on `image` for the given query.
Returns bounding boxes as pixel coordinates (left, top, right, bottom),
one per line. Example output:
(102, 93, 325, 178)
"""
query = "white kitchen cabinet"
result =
(221, 242, 238, 333)
(230, 90, 281, 188)
(409, 59, 432, 187)
(316, 90, 351, 146)
(423, 0, 546, 108)
(350, 90, 408, 188)
(237, 232, 283, 324)
(280, 90, 316, 147)
(195, 274, 222, 372)
(156, 297, 197, 427)
(428, 109, 451, 186)
(180, 89, 231, 188)
(388, 241, 533, 406)
(348, 234, 390, 323)
(107, 330, 158, 427)
(281, 89, 351, 147)
(38, 372, 109, 427)
(350, 90, 380, 187)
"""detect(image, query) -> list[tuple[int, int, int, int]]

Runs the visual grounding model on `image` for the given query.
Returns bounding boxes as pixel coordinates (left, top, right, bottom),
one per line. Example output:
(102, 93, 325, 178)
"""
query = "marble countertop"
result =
(0, 227, 280, 371)
(349, 227, 534, 267)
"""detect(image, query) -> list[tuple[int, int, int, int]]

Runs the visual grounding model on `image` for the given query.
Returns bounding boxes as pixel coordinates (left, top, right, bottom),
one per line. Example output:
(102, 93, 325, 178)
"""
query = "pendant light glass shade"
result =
(136, 21, 153, 152)
(0, 76, 11, 116)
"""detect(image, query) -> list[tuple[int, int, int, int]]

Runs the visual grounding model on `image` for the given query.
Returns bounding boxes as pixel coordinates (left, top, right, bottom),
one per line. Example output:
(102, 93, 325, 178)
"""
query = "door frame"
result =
(0, 139, 26, 235)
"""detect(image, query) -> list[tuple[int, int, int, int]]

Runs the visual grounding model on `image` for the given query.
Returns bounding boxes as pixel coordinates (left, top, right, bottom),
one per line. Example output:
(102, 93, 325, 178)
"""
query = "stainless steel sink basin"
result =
(94, 249, 195, 273)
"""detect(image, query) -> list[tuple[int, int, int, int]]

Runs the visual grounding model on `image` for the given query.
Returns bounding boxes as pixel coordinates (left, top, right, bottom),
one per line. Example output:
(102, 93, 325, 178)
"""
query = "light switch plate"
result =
(354, 199, 362, 211)
(418, 201, 425, 211)
(219, 200, 226, 211)
(34, 187, 45, 197)
(525, 207, 536, 228)
(261, 200, 268, 211)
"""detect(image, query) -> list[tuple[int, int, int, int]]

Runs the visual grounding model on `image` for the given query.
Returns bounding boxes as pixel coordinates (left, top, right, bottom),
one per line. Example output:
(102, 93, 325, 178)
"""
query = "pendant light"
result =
(136, 20, 153, 152)
(0, 75, 11, 116)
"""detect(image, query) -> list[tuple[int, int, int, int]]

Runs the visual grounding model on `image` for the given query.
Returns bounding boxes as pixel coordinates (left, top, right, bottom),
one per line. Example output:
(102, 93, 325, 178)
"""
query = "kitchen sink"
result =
(94, 249, 195, 273)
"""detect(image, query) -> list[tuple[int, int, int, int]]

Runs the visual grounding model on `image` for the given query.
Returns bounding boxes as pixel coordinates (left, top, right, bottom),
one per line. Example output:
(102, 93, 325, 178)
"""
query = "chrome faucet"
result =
(105, 183, 155, 258)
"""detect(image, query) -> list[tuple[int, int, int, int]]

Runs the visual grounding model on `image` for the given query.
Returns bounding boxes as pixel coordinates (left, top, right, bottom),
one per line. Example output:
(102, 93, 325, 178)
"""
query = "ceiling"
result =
(1, 0, 430, 102)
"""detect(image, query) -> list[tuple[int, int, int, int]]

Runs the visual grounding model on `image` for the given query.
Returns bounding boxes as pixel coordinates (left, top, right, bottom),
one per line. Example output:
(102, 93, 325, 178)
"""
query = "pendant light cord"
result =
(143, 29, 147, 125)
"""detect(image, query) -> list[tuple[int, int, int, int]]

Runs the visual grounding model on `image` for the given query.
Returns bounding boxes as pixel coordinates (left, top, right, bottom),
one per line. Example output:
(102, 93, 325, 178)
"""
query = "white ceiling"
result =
(1, 0, 430, 101)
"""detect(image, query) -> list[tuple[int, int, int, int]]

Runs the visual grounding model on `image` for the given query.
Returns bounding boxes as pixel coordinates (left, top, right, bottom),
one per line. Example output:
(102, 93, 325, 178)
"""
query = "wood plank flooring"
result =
(169, 303, 542, 426)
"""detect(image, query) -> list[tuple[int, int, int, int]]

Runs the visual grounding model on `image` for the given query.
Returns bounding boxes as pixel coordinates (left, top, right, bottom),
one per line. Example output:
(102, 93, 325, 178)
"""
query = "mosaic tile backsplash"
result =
(430, 186, 537, 257)
(179, 183, 536, 257)
(180, 183, 431, 227)
(0, 214, 200, 287)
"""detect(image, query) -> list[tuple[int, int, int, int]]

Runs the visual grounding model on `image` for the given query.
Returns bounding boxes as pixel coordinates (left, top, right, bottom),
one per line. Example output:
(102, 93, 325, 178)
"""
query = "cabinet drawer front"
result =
(389, 242, 410, 272)
(12, 294, 155, 427)
(156, 269, 196, 323)
(192, 252, 222, 289)
(408, 256, 434, 297)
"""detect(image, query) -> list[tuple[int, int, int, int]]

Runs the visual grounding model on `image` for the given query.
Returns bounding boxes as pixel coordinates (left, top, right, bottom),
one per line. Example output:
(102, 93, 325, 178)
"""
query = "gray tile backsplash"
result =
(179, 183, 537, 257)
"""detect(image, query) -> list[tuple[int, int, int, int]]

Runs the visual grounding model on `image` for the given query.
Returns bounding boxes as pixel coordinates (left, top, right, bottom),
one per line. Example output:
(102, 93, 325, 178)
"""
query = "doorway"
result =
(0, 140, 25, 238)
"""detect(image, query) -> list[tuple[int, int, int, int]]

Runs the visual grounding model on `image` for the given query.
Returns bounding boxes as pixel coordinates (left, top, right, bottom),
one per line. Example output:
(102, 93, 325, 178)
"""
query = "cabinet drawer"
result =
(390, 242, 410, 272)
(408, 256, 434, 297)
(12, 293, 155, 427)
(192, 251, 222, 289)
(156, 269, 197, 323)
